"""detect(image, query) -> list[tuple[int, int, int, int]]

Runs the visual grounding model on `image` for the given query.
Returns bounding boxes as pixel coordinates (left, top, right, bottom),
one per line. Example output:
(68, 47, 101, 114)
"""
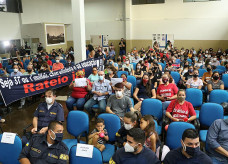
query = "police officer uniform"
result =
(34, 101, 64, 130)
(19, 134, 69, 164)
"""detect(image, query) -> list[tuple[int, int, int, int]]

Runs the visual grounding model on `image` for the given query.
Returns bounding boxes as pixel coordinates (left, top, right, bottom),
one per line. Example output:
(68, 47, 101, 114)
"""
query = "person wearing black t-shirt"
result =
(164, 129, 212, 164)
(133, 63, 143, 85)
(133, 73, 156, 111)
(119, 38, 126, 56)
(150, 63, 162, 88)
(182, 65, 194, 84)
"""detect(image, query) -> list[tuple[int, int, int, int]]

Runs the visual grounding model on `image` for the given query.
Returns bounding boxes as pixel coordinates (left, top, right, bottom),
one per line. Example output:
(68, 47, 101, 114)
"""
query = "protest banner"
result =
(0, 58, 103, 105)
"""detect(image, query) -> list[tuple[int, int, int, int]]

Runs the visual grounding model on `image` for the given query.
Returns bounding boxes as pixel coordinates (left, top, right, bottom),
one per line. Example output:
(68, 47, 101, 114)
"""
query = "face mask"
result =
(115, 91, 123, 98)
(193, 74, 198, 78)
(162, 79, 168, 84)
(183, 142, 200, 157)
(213, 58, 217, 62)
(168, 63, 172, 66)
(14, 69, 18, 73)
(46, 97, 53, 104)
(56, 60, 60, 63)
(41, 67, 45, 70)
(50, 130, 63, 142)
(14, 62, 18, 65)
(125, 61, 129, 64)
(143, 79, 148, 83)
(184, 65, 188, 68)
(189, 69, 193, 73)
(124, 123, 133, 130)
(99, 76, 104, 81)
(213, 76, 219, 80)
(123, 78, 127, 81)
(206, 51, 208, 54)
(27, 69, 32, 73)
(207, 68, 211, 72)
(137, 66, 141, 69)
(145, 60, 148, 63)
(110, 61, 113, 65)
(108, 71, 112, 74)
(177, 96, 185, 102)
(68, 61, 71, 63)
(124, 142, 138, 153)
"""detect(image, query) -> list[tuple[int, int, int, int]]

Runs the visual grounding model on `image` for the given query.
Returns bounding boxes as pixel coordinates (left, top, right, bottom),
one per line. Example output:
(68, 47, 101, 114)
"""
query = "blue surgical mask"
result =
(99, 76, 104, 81)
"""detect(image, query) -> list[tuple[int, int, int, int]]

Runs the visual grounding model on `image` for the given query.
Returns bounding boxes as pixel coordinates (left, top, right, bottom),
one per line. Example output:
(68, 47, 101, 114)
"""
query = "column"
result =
(125, 0, 132, 53)
(71, 0, 86, 63)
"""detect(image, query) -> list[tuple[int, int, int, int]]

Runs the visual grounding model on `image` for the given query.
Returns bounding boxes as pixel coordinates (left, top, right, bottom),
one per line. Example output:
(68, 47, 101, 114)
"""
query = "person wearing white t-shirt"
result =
(186, 69, 203, 89)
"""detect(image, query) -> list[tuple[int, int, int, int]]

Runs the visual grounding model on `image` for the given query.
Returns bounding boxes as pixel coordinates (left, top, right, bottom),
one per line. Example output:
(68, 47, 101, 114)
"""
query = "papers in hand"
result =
(1, 132, 16, 144)
(76, 143, 94, 158)
(75, 78, 87, 87)
(111, 78, 123, 86)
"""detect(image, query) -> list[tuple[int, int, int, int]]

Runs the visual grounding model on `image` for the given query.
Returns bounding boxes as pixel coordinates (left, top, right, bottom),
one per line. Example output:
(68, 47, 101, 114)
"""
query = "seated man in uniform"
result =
(109, 128, 160, 164)
(19, 121, 69, 164)
(31, 89, 64, 134)
(163, 129, 212, 164)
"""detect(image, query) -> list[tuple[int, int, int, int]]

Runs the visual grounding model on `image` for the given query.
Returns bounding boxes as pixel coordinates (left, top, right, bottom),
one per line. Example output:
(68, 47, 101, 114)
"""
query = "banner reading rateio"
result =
(0, 58, 103, 105)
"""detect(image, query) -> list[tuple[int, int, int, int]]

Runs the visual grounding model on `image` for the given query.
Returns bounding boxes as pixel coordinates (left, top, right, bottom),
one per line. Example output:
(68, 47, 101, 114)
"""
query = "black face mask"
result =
(193, 74, 198, 78)
(27, 69, 32, 73)
(168, 63, 172, 66)
(207, 68, 211, 72)
(213, 76, 219, 80)
(184, 65, 188, 68)
(185, 146, 200, 157)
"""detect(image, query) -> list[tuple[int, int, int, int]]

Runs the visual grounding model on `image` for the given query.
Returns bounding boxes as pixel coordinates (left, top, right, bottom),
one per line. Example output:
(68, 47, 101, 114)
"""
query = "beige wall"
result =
(174, 40, 228, 51)
(67, 39, 228, 57)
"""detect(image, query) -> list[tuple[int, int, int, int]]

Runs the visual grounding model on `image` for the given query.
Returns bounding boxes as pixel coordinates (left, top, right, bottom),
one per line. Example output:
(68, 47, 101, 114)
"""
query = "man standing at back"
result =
(119, 38, 126, 56)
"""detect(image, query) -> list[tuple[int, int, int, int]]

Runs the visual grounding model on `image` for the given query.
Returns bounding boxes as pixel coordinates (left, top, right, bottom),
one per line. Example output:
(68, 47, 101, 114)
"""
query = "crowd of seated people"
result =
(0, 40, 228, 163)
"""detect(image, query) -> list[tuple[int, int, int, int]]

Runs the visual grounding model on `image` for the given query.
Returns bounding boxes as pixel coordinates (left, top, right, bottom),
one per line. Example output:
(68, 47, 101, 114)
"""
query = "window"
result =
(132, 0, 165, 5)
(0, 0, 7, 12)
(183, 0, 220, 2)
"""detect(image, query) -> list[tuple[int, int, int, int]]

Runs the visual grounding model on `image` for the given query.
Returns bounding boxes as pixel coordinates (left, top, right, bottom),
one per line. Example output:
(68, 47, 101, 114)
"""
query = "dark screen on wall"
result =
(132, 0, 165, 5)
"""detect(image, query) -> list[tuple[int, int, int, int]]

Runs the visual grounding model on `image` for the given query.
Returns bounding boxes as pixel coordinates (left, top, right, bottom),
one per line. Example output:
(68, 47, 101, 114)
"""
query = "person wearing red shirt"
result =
(46, 56, 52, 66)
(157, 74, 178, 114)
(166, 89, 196, 122)
(66, 70, 92, 111)
(52, 57, 64, 71)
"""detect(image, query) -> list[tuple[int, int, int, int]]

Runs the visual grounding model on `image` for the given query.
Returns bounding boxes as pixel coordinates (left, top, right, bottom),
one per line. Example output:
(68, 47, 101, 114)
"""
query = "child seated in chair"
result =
(88, 118, 109, 152)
